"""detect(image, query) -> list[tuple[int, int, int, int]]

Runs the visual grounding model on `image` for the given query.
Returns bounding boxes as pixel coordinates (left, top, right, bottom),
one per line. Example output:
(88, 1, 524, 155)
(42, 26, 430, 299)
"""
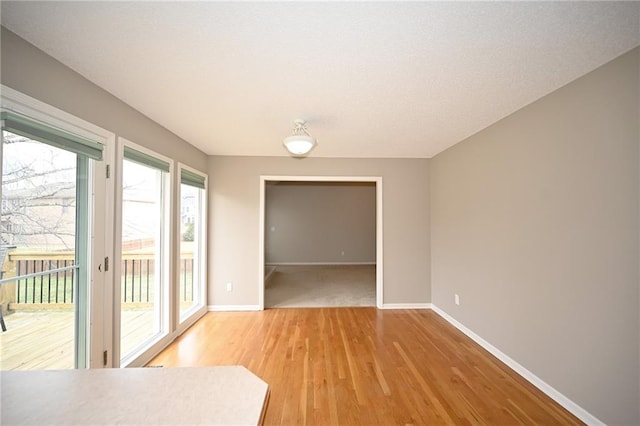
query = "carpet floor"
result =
(264, 265, 376, 308)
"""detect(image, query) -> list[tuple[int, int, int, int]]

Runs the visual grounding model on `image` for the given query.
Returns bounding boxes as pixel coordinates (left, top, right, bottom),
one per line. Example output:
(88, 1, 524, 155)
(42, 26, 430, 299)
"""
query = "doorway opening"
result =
(258, 176, 383, 310)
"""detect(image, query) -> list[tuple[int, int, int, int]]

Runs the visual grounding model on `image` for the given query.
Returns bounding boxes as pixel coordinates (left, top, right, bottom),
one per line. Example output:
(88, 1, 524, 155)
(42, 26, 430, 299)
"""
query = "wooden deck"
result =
(0, 309, 153, 370)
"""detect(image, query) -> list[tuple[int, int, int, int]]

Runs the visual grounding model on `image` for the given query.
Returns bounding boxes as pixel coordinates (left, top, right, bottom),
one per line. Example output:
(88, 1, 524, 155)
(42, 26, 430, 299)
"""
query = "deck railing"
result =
(15, 259, 75, 304)
(3, 255, 194, 308)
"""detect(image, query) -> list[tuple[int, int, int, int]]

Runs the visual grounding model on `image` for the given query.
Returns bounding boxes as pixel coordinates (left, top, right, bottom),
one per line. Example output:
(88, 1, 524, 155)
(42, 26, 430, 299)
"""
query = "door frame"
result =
(1, 85, 115, 368)
(258, 175, 383, 310)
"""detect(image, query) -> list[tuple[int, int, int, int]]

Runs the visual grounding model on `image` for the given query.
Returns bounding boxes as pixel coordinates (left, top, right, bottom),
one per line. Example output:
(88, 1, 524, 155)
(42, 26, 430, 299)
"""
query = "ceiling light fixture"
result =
(283, 119, 317, 157)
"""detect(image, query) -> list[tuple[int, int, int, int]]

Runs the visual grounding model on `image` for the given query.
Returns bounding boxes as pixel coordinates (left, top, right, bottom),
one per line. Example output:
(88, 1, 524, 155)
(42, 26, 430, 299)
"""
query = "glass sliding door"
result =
(119, 144, 170, 364)
(178, 167, 206, 322)
(0, 112, 103, 370)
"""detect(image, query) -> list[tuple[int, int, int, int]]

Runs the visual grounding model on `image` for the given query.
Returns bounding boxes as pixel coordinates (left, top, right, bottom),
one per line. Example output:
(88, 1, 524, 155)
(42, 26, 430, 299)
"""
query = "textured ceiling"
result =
(2, 1, 639, 158)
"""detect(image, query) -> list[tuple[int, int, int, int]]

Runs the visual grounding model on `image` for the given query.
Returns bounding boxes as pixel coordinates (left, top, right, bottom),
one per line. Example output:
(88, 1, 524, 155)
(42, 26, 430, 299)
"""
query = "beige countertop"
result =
(1, 366, 269, 425)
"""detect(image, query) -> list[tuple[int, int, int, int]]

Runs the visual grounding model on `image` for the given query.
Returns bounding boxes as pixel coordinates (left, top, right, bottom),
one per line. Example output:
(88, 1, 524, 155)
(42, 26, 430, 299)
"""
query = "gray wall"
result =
(0, 27, 207, 172)
(208, 156, 430, 307)
(430, 47, 639, 425)
(265, 182, 376, 264)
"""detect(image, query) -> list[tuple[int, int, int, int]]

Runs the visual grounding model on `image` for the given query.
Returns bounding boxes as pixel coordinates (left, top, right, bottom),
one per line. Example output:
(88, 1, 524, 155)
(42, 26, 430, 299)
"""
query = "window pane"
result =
(120, 159, 165, 361)
(1, 131, 78, 370)
(179, 183, 202, 321)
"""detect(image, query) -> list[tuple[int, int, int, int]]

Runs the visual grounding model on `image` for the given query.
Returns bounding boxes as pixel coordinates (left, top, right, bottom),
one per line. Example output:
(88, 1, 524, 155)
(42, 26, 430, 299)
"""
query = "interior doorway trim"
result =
(259, 175, 383, 310)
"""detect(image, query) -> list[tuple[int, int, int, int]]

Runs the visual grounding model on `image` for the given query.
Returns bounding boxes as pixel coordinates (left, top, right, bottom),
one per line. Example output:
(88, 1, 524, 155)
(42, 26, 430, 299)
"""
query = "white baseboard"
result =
(380, 303, 432, 310)
(429, 305, 604, 426)
(207, 305, 261, 312)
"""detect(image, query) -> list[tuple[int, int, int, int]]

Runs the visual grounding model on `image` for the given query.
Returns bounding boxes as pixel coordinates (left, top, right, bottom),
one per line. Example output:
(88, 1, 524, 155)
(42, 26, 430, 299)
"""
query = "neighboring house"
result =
(1, 183, 76, 251)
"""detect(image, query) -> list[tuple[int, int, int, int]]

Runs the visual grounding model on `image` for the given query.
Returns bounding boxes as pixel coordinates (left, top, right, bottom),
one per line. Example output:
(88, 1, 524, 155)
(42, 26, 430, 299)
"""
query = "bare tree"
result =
(1, 132, 77, 250)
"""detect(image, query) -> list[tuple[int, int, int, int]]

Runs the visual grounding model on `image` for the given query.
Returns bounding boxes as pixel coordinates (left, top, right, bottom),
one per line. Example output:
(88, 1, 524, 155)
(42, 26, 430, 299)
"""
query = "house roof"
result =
(1, 1, 639, 158)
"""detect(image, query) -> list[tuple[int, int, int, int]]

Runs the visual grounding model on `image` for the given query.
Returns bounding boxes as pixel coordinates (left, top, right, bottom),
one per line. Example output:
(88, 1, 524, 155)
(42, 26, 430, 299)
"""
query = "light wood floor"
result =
(150, 308, 582, 425)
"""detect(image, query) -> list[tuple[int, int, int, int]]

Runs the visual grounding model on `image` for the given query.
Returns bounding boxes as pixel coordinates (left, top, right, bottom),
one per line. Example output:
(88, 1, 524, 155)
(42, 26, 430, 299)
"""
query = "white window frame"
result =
(1, 85, 116, 369)
(1, 86, 208, 369)
(176, 163, 208, 332)
(114, 137, 174, 368)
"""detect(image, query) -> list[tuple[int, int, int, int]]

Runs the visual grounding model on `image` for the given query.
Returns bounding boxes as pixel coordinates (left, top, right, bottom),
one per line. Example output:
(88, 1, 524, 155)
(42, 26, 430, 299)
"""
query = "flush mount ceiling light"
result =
(283, 119, 317, 157)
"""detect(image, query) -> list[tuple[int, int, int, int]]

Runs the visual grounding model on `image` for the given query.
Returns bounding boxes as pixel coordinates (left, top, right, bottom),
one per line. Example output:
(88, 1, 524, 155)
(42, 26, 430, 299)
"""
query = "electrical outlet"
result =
(226, 282, 233, 292)
(454, 294, 460, 306)
(341, 251, 345, 256)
